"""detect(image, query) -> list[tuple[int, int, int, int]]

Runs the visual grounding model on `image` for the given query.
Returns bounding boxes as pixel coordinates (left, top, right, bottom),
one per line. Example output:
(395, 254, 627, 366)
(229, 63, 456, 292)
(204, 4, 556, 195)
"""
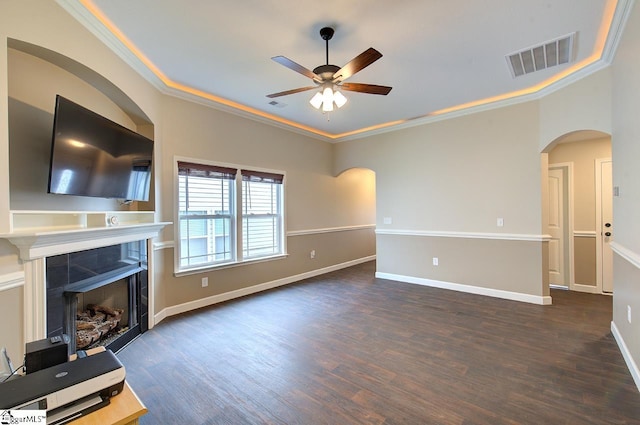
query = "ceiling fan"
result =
(267, 27, 392, 112)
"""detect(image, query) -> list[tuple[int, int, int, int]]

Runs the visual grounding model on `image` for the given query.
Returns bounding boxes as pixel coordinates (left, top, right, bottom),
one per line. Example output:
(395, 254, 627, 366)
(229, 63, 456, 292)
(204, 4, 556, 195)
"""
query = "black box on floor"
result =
(25, 335, 69, 374)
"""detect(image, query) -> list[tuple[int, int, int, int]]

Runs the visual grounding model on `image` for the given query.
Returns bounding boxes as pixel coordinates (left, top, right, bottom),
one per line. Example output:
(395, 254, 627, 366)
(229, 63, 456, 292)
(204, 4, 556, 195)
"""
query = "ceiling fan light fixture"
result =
(310, 86, 347, 112)
(309, 92, 323, 109)
(322, 86, 334, 112)
(333, 90, 347, 108)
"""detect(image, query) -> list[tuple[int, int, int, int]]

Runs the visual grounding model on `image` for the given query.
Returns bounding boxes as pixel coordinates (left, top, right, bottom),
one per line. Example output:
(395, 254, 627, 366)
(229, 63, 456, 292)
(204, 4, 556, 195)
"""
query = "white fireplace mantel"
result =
(3, 222, 169, 261)
(2, 210, 170, 260)
(1, 210, 170, 343)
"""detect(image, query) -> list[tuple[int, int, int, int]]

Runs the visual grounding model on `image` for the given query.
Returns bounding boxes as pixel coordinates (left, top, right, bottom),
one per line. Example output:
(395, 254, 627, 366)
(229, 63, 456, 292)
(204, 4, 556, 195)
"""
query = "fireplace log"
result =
(76, 321, 94, 331)
(93, 312, 107, 322)
(88, 304, 122, 317)
(76, 304, 124, 349)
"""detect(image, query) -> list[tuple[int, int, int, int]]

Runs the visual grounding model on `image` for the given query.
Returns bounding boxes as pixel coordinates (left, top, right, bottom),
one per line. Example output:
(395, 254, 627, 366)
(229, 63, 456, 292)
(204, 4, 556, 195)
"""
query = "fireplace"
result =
(46, 241, 148, 355)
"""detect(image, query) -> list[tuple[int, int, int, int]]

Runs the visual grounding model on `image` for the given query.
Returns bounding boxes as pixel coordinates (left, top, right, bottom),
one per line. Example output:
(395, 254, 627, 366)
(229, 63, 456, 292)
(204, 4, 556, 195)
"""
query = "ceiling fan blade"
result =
(271, 56, 319, 81)
(266, 86, 318, 98)
(340, 82, 392, 95)
(332, 48, 383, 82)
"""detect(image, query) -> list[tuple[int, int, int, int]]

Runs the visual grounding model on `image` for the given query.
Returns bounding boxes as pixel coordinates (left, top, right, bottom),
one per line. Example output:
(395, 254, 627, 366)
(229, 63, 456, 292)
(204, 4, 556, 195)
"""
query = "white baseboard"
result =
(153, 308, 168, 326)
(375, 272, 552, 305)
(154, 255, 376, 325)
(611, 320, 640, 392)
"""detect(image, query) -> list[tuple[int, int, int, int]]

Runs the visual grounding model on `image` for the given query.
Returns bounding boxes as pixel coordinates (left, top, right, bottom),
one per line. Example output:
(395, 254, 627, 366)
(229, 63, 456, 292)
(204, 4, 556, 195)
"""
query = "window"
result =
(242, 170, 284, 259)
(178, 162, 236, 269)
(177, 160, 284, 272)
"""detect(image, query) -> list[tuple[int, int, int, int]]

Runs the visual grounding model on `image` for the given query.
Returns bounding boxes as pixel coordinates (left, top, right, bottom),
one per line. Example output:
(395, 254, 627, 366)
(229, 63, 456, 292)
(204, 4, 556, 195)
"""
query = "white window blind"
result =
(241, 170, 284, 259)
(178, 162, 236, 269)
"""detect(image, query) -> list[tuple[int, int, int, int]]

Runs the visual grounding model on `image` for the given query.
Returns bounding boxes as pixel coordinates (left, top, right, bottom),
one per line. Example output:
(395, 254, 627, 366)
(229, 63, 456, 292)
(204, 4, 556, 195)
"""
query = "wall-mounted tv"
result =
(47, 95, 153, 202)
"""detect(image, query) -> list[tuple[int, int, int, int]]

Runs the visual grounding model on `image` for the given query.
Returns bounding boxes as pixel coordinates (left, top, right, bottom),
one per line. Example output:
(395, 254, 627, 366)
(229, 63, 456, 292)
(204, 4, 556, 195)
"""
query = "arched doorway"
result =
(542, 130, 612, 294)
(334, 167, 377, 260)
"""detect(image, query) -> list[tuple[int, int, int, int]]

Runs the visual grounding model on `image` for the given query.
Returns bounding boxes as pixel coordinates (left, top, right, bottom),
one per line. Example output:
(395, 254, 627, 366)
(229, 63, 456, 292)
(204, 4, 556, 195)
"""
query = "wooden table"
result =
(70, 381, 147, 425)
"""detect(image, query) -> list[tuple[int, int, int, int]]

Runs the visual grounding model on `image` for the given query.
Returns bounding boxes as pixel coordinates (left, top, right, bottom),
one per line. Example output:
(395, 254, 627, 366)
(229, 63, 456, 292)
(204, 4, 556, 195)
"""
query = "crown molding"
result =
(602, 0, 636, 63)
(56, 0, 165, 90)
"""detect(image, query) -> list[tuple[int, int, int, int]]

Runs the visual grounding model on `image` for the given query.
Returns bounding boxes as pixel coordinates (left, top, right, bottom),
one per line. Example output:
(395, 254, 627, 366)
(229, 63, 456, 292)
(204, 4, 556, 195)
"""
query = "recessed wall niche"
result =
(7, 44, 155, 212)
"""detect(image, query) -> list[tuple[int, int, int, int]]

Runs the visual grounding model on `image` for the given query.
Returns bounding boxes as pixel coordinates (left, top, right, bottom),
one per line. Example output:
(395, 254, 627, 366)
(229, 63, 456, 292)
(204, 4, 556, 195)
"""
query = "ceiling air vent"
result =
(268, 100, 287, 108)
(506, 32, 576, 78)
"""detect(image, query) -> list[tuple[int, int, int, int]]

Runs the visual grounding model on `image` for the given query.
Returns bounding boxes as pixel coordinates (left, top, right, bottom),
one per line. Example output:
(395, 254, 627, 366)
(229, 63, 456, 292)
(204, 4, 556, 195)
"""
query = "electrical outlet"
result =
(383, 217, 392, 225)
(628, 305, 632, 324)
(310, 250, 316, 259)
(433, 257, 439, 266)
(202, 277, 208, 288)
(497, 218, 504, 227)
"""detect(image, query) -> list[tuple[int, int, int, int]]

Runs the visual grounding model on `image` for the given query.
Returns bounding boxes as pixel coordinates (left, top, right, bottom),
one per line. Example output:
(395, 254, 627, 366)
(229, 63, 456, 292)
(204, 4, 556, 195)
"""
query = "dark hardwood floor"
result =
(117, 261, 640, 424)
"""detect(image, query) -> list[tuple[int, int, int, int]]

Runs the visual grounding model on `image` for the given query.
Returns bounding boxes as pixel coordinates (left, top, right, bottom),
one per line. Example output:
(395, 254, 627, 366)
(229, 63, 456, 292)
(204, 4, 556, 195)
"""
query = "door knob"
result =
(605, 223, 612, 228)
(605, 232, 612, 237)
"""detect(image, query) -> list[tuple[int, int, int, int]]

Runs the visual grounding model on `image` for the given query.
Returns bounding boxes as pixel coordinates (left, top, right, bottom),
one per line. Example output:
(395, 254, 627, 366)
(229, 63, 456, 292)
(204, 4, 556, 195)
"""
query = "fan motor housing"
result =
(313, 64, 340, 81)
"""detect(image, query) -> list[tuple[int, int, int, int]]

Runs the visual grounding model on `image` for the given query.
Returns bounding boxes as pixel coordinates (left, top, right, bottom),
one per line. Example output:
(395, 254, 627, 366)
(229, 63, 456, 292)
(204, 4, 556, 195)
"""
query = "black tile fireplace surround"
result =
(46, 241, 149, 355)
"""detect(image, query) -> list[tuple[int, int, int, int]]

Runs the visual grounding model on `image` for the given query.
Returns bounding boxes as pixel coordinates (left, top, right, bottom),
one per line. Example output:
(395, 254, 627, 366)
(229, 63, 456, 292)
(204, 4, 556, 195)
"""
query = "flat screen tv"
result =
(47, 95, 153, 201)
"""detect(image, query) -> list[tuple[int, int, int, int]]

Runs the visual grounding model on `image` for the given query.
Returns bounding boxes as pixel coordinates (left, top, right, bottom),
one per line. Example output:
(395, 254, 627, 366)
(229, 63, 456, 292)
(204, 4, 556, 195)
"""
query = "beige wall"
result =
(377, 235, 548, 297)
(549, 137, 611, 286)
(335, 101, 549, 299)
(334, 70, 612, 302)
(333, 69, 612, 303)
(611, 0, 640, 386)
(337, 102, 544, 233)
(538, 68, 612, 148)
(334, 72, 612, 302)
(0, 285, 22, 365)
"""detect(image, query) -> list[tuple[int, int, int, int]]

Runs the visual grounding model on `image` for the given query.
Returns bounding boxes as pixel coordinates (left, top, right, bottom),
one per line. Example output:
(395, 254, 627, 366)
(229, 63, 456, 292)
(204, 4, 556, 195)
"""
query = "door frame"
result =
(595, 157, 613, 294)
(548, 162, 575, 290)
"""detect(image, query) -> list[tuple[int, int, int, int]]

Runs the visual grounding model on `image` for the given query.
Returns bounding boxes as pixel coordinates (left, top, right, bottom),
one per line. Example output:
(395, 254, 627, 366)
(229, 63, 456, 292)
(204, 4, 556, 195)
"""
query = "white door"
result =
(548, 168, 566, 286)
(600, 160, 614, 293)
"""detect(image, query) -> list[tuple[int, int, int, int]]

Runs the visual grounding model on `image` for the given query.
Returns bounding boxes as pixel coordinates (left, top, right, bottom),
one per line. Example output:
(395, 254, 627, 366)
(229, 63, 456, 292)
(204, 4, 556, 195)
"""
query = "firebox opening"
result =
(76, 278, 130, 351)
(47, 241, 149, 356)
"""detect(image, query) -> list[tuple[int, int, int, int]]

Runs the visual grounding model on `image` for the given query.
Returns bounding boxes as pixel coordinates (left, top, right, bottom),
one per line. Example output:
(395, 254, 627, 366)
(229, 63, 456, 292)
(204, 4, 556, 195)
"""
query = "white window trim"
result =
(173, 156, 287, 275)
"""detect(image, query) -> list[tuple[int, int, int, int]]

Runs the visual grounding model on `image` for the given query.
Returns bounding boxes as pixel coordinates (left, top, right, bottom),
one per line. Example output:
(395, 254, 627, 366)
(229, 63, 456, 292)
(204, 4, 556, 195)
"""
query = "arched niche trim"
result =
(8, 38, 152, 128)
(542, 129, 611, 153)
(335, 166, 376, 178)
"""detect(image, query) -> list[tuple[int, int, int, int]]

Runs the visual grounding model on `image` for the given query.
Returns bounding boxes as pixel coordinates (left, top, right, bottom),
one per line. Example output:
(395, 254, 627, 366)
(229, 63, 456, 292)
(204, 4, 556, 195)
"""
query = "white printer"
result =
(0, 349, 125, 424)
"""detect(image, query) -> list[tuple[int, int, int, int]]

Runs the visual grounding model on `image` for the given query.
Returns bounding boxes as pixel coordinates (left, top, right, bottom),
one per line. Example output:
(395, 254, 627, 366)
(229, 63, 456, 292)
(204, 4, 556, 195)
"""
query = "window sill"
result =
(174, 253, 288, 277)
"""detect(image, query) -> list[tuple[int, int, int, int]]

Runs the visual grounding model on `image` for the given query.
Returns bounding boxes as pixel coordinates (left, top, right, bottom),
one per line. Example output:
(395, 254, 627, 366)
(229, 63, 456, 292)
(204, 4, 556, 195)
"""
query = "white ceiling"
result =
(61, 0, 621, 141)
